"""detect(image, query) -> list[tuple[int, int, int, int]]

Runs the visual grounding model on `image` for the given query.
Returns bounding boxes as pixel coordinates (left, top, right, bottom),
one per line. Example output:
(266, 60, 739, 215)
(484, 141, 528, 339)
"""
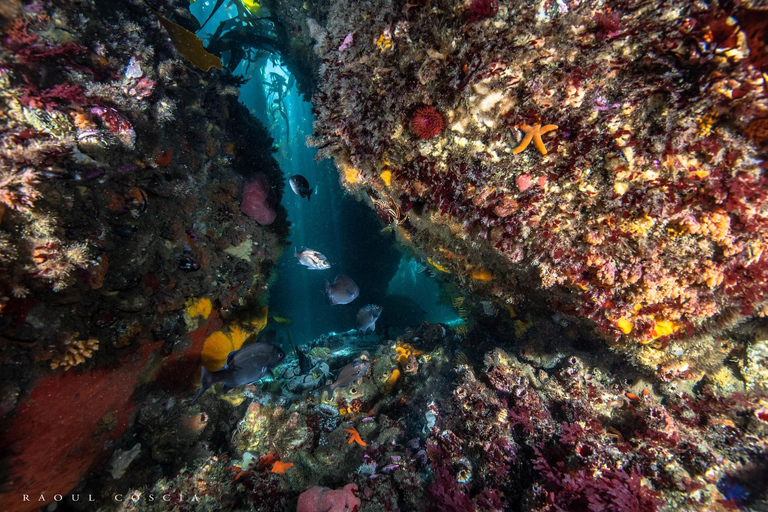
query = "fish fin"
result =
(321, 384, 334, 400)
(225, 350, 238, 369)
(190, 366, 214, 404)
(307, 187, 312, 202)
(371, 323, 375, 332)
(190, 388, 205, 405)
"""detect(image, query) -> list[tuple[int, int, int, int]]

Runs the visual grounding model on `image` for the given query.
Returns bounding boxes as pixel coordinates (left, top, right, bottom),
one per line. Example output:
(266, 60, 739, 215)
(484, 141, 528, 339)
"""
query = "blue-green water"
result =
(190, 2, 460, 344)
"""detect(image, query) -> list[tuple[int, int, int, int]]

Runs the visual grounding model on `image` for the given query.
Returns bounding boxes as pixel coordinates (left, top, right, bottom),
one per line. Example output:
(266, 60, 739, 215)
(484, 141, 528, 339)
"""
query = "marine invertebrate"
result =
(0, 341, 156, 508)
(186, 296, 212, 317)
(303, 0, 768, 354)
(89, 106, 135, 147)
(297, 484, 361, 512)
(345, 427, 367, 446)
(512, 123, 558, 155)
(49, 338, 100, 370)
(464, 0, 498, 23)
(410, 106, 444, 139)
(270, 460, 293, 473)
(0, 166, 40, 211)
(241, 174, 277, 225)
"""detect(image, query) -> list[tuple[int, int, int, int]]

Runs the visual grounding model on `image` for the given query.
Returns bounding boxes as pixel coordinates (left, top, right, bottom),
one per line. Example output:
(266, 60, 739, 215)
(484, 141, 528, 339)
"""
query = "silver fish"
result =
(289, 174, 313, 201)
(356, 304, 382, 333)
(295, 247, 331, 270)
(191, 341, 285, 403)
(325, 275, 359, 305)
(322, 351, 370, 399)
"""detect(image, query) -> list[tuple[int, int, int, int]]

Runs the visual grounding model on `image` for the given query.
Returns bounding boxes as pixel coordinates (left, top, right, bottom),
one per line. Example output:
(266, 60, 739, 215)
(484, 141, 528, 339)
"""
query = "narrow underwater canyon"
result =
(0, 0, 767, 511)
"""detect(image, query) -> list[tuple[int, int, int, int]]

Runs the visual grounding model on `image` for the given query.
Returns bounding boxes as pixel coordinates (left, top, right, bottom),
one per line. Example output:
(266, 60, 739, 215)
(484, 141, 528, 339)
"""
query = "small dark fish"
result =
(191, 341, 285, 403)
(289, 174, 313, 201)
(325, 275, 359, 305)
(295, 247, 330, 270)
(322, 351, 370, 399)
(285, 329, 311, 374)
(296, 347, 310, 374)
(356, 304, 382, 333)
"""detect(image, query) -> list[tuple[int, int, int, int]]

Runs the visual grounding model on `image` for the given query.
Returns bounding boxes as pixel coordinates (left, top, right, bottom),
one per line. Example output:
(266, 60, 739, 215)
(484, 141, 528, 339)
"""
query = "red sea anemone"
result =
(410, 106, 444, 139)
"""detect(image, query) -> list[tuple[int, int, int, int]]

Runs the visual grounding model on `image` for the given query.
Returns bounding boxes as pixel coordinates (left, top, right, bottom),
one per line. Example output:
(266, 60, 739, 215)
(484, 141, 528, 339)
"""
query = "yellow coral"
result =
(395, 341, 423, 365)
(382, 368, 401, 393)
(229, 324, 249, 348)
(186, 297, 212, 321)
(616, 318, 633, 335)
(202, 311, 268, 371)
(376, 33, 392, 51)
(201, 331, 233, 370)
(639, 319, 681, 344)
(652, 320, 679, 338)
(248, 305, 269, 333)
(344, 167, 360, 184)
(697, 111, 718, 137)
(470, 268, 494, 281)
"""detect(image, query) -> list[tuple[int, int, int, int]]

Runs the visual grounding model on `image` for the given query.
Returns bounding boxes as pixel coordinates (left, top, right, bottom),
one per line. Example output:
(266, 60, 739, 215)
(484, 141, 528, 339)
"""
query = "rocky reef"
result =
(1, 0, 767, 511)
(267, 0, 768, 371)
(0, 0, 288, 509)
(87, 316, 767, 511)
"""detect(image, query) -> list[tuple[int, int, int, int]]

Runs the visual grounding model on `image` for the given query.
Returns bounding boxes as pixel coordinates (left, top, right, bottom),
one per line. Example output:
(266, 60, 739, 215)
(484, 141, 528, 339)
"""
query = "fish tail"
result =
(190, 366, 214, 404)
(321, 384, 334, 400)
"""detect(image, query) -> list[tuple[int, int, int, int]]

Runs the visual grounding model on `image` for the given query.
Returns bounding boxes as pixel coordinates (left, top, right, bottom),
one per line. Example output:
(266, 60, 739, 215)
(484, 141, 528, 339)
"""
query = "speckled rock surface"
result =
(269, 0, 768, 364)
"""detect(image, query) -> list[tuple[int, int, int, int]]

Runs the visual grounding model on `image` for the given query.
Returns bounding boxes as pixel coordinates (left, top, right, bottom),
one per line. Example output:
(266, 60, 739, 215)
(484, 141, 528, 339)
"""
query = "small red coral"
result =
(410, 106, 444, 139)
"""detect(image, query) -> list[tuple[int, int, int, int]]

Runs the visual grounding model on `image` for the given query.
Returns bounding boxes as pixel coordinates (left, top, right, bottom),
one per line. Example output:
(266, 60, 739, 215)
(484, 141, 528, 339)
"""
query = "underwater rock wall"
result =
(107, 320, 768, 511)
(269, 0, 768, 367)
(0, 0, 288, 508)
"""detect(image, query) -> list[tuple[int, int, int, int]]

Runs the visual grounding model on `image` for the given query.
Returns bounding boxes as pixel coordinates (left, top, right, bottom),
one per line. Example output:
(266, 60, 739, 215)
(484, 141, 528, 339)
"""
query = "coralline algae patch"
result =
(296, 0, 768, 362)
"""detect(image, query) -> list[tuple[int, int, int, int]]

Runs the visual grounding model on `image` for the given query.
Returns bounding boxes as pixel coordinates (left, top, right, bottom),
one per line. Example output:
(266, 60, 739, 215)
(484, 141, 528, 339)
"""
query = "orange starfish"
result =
(271, 460, 294, 474)
(344, 428, 368, 447)
(512, 123, 558, 155)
